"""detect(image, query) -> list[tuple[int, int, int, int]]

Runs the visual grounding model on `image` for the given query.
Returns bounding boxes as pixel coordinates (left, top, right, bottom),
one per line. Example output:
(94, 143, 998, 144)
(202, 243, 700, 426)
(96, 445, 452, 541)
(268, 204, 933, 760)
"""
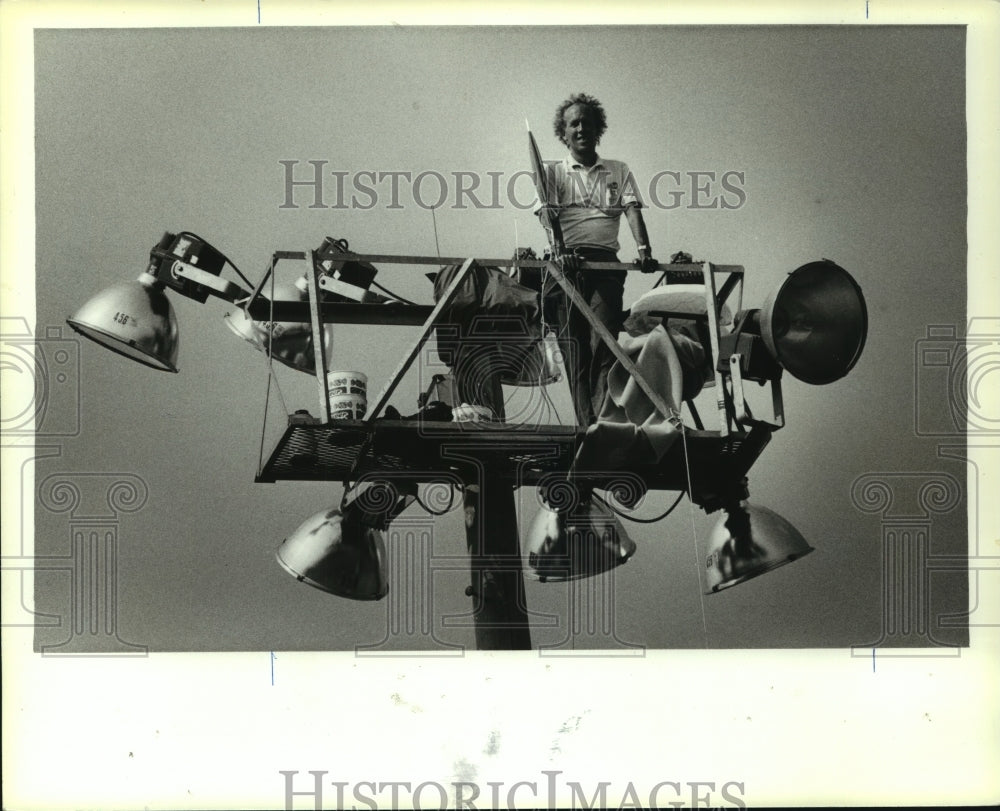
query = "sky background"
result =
(28, 25, 969, 652)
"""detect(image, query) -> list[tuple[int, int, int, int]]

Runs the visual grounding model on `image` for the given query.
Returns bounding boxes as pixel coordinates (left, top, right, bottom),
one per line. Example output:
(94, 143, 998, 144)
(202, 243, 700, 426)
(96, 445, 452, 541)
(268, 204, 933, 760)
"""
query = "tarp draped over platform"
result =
(574, 324, 706, 469)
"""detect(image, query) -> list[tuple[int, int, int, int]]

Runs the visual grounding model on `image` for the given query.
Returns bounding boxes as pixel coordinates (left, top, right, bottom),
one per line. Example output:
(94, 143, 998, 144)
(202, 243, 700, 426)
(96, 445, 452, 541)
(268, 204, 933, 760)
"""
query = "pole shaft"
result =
(464, 480, 532, 650)
(454, 335, 532, 650)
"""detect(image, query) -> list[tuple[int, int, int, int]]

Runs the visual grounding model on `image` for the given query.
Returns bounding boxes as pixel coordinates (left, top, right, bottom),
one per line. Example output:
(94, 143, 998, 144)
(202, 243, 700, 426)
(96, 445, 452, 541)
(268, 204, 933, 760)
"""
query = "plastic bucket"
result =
(328, 370, 368, 397)
(452, 403, 496, 424)
(329, 393, 367, 420)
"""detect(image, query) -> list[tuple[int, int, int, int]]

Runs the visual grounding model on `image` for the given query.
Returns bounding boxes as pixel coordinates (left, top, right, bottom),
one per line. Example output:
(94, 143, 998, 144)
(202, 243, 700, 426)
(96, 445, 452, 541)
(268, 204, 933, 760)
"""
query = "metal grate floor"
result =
(257, 419, 771, 501)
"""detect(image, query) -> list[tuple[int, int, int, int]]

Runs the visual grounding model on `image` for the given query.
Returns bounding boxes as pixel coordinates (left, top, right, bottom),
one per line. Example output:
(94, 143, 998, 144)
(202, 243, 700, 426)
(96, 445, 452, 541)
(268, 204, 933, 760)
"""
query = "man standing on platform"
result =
(536, 92, 658, 426)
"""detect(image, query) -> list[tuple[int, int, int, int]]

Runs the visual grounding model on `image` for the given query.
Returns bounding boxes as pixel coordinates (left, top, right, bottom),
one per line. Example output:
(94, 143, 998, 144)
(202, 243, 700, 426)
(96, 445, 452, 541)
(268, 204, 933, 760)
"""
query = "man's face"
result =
(561, 103, 599, 155)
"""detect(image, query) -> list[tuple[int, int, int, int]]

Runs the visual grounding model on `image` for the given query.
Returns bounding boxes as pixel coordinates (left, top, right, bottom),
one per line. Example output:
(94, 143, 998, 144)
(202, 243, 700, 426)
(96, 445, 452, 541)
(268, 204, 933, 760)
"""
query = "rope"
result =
(257, 370, 273, 476)
(257, 266, 278, 473)
(270, 367, 290, 416)
(678, 409, 710, 648)
(255, 267, 292, 473)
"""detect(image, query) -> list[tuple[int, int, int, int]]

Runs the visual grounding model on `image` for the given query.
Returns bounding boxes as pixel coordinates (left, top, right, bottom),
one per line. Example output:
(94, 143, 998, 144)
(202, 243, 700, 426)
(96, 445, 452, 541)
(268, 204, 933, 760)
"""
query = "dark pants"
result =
(542, 248, 626, 426)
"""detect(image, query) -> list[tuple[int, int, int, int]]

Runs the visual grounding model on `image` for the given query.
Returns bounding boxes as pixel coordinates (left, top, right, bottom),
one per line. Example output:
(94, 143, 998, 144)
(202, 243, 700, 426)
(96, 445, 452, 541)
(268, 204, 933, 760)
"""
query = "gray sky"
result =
(32, 25, 968, 652)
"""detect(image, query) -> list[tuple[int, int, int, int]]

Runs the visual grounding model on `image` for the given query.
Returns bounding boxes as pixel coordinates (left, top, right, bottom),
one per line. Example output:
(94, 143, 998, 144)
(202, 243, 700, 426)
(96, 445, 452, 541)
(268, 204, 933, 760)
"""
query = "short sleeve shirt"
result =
(534, 154, 643, 253)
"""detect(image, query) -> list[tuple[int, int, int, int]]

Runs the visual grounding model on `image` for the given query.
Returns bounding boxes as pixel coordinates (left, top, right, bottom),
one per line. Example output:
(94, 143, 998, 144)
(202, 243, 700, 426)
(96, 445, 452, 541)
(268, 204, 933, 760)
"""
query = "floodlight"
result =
(275, 507, 388, 600)
(223, 274, 335, 375)
(704, 502, 814, 593)
(526, 493, 636, 582)
(722, 259, 868, 385)
(67, 272, 180, 372)
(274, 479, 420, 600)
(67, 232, 247, 373)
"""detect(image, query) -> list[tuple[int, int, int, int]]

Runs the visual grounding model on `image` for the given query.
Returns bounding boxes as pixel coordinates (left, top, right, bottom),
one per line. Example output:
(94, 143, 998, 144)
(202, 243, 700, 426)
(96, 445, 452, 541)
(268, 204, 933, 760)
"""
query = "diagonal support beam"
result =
(305, 248, 333, 421)
(701, 261, 731, 437)
(545, 259, 680, 427)
(365, 258, 478, 421)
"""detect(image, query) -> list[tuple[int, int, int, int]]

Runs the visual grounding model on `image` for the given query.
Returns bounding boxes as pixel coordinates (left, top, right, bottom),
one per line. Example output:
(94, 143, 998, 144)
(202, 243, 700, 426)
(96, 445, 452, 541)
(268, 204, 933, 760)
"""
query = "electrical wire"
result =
(330, 233, 423, 305)
(538, 376, 561, 425)
(178, 230, 253, 288)
(369, 280, 421, 306)
(415, 484, 458, 516)
(593, 489, 685, 523)
(516, 232, 559, 420)
(324, 235, 426, 306)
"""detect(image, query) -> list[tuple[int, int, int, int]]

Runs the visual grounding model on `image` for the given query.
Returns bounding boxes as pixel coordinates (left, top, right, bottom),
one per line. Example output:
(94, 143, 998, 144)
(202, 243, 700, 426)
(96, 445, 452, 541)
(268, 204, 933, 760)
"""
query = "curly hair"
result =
(552, 93, 608, 144)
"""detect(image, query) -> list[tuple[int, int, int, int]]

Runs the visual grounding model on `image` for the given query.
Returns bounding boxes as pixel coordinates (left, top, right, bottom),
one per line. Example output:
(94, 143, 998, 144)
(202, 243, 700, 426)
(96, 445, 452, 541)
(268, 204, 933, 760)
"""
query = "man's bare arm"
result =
(624, 204, 658, 272)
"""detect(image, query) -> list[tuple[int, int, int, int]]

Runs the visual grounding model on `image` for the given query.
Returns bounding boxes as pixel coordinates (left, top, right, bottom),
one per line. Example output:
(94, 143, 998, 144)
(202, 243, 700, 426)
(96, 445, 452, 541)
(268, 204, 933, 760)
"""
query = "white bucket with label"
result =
(329, 393, 367, 420)
(328, 370, 368, 420)
(328, 370, 368, 397)
(452, 403, 496, 424)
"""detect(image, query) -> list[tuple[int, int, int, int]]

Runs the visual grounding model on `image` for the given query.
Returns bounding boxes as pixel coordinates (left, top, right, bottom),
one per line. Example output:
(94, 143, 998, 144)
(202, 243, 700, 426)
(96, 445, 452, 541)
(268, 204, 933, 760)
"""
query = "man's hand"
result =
(634, 246, 659, 273)
(559, 251, 582, 274)
(536, 204, 560, 234)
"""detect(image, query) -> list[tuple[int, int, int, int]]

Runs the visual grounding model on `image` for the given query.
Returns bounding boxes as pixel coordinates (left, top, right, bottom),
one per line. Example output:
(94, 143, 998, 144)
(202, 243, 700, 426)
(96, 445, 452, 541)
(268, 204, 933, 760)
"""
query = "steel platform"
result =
(256, 418, 771, 508)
